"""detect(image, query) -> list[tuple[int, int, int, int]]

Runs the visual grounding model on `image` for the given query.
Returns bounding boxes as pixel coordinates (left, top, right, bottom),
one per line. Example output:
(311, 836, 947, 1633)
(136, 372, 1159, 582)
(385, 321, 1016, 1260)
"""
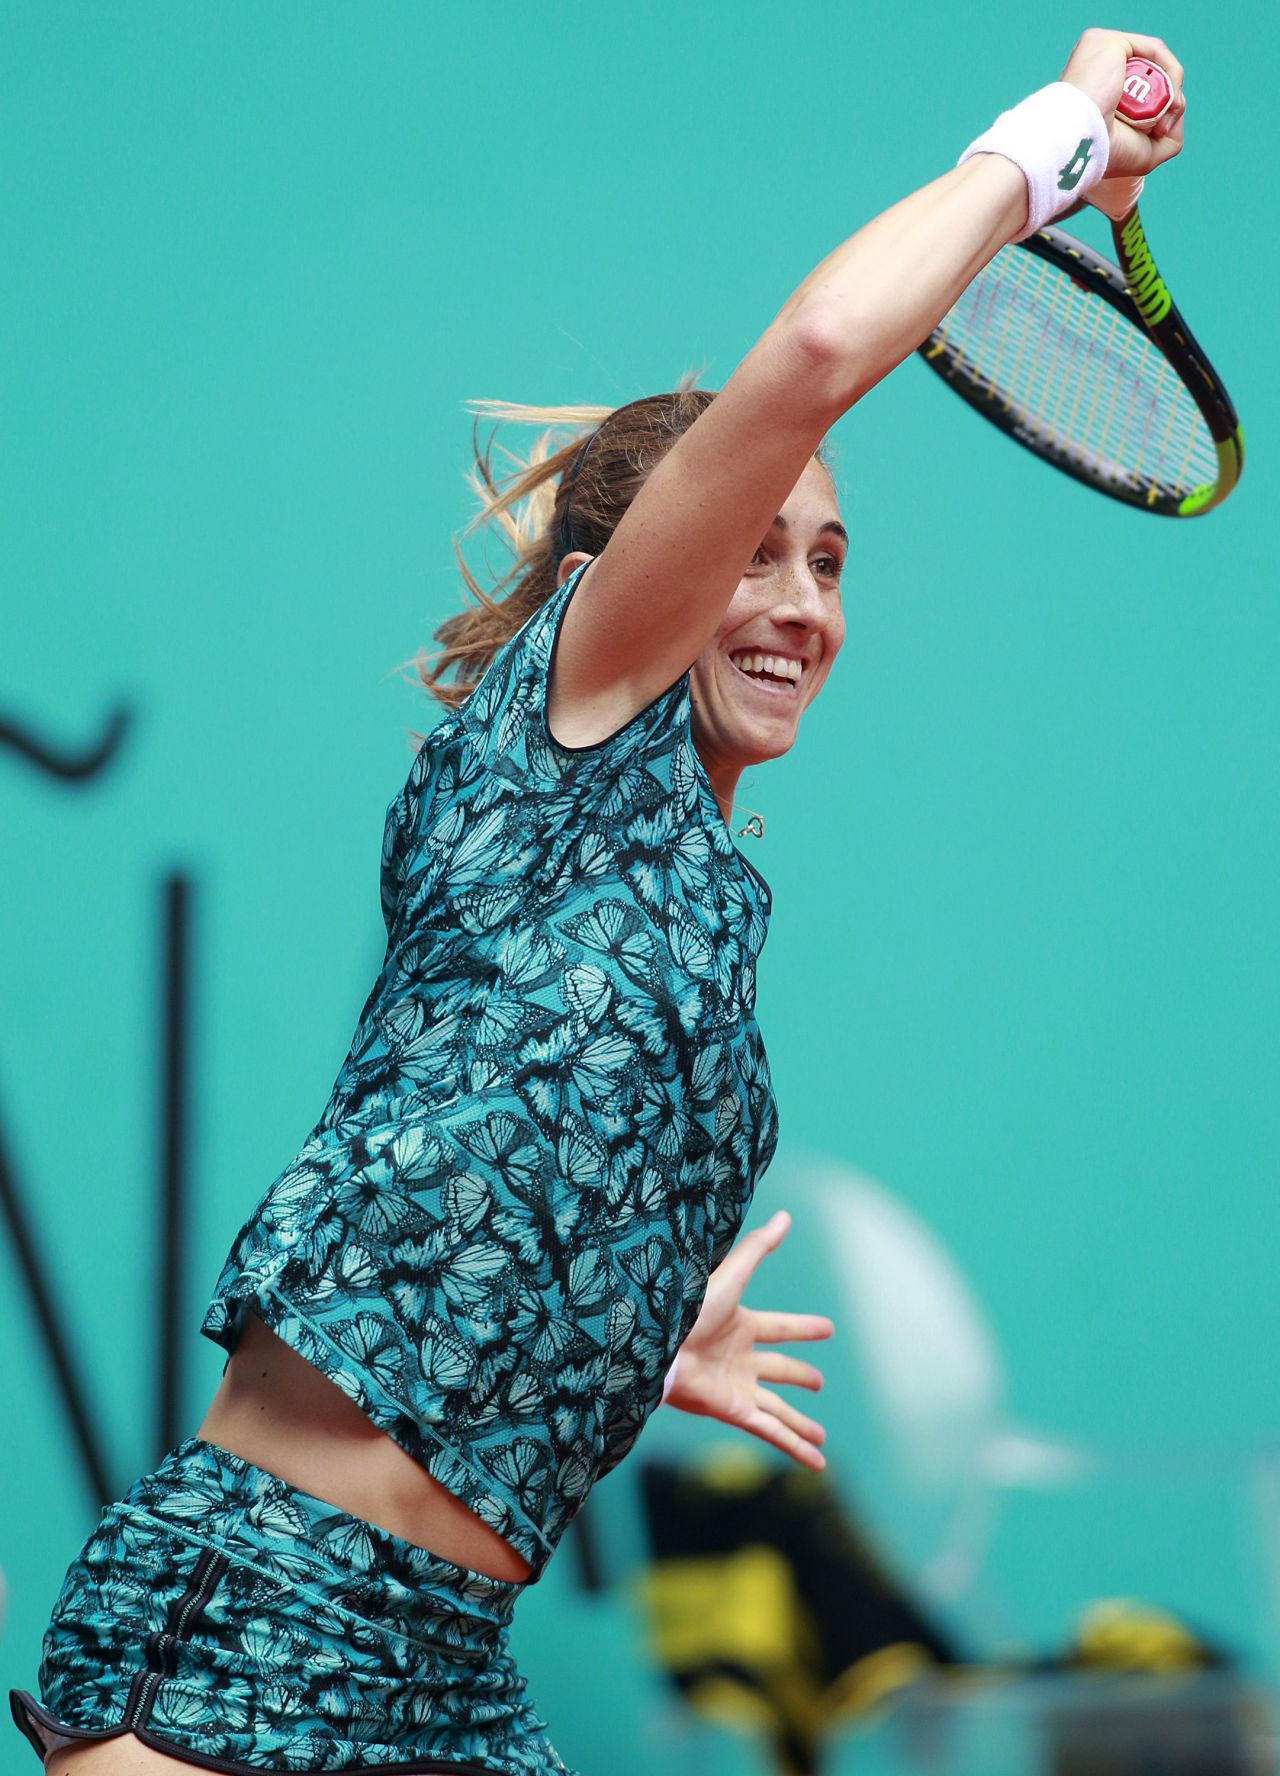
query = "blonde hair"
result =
(417, 382, 717, 709)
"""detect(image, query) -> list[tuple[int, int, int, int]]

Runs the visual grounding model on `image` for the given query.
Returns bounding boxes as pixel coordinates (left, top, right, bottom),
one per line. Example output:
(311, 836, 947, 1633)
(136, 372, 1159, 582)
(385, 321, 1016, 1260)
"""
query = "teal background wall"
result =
(3, 3, 1275, 1770)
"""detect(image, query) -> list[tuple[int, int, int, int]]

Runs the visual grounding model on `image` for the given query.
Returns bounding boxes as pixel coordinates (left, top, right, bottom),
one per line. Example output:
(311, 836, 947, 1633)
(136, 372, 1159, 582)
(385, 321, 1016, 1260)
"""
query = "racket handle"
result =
(1116, 57, 1173, 131)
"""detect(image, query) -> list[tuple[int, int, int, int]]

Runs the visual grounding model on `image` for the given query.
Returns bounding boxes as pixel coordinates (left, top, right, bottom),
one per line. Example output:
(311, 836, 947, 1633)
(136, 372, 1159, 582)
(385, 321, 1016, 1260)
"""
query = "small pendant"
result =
(737, 814, 765, 840)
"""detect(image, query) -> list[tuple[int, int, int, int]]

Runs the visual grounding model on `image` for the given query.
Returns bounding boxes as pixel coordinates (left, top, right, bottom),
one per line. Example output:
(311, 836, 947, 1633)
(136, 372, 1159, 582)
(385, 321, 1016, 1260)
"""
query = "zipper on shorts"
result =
(123, 1545, 229, 1731)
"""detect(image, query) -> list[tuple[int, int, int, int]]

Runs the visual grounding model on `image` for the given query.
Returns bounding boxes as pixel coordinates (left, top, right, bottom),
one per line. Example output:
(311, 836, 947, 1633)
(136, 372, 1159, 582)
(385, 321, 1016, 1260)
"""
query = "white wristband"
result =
(660, 1353, 681, 1404)
(959, 81, 1110, 241)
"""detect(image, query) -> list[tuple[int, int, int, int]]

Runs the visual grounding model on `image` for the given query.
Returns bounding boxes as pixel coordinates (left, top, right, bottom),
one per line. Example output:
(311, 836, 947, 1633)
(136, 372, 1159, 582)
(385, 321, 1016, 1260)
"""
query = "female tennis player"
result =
(13, 24, 1184, 1776)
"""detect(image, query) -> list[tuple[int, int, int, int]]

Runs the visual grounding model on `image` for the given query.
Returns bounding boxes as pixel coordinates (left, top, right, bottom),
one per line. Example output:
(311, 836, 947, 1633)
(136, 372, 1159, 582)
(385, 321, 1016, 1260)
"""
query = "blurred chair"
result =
(798, 1155, 1093, 1604)
(782, 1152, 1280, 1673)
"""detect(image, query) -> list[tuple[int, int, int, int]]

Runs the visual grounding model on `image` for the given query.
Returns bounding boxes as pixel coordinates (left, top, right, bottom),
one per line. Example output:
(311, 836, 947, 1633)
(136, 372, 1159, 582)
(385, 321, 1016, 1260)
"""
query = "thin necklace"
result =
(710, 784, 765, 840)
(692, 710, 765, 838)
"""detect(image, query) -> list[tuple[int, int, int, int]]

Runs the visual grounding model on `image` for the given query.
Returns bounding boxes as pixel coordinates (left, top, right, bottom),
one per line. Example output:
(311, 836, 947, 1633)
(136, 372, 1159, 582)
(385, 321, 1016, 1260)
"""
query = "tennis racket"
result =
(918, 59, 1243, 517)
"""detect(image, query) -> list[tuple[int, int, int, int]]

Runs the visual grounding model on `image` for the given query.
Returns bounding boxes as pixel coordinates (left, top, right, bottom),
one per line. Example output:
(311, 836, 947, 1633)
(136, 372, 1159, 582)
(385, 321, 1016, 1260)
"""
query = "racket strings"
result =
(937, 248, 1217, 497)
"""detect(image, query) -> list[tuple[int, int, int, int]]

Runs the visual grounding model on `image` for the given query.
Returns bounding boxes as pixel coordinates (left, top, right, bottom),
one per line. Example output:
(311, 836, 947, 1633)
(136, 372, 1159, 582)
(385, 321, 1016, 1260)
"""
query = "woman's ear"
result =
(556, 550, 594, 589)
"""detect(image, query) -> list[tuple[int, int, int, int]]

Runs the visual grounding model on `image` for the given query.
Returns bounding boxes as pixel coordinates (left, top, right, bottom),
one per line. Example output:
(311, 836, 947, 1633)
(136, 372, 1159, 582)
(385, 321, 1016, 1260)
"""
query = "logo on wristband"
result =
(1057, 137, 1094, 191)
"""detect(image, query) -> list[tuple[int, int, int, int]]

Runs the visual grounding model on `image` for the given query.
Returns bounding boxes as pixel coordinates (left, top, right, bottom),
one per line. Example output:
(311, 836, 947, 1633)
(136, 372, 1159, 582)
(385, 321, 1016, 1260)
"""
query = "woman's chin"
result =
(726, 722, 798, 766)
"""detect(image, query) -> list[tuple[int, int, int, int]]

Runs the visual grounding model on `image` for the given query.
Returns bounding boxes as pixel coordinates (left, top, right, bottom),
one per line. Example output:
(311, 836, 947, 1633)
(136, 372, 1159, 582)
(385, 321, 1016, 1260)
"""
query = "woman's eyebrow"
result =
(771, 514, 849, 545)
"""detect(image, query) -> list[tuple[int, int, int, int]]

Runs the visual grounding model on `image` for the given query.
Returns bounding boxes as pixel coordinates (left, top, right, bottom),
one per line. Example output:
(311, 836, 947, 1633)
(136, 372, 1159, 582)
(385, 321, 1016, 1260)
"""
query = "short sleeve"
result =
(460, 561, 694, 788)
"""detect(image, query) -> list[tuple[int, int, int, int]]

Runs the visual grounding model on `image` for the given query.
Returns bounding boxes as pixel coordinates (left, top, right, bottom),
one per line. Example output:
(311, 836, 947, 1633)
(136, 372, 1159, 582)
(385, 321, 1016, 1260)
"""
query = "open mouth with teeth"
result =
(728, 650, 804, 695)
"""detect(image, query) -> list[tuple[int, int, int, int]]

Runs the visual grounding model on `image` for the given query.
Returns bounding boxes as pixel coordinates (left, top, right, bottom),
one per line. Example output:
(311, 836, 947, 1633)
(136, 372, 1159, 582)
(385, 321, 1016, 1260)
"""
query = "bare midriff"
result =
(196, 1311, 533, 1583)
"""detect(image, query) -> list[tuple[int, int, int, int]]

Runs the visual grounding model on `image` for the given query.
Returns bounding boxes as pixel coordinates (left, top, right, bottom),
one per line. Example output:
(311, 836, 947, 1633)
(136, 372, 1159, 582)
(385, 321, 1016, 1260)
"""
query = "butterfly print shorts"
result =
(10, 1436, 573, 1774)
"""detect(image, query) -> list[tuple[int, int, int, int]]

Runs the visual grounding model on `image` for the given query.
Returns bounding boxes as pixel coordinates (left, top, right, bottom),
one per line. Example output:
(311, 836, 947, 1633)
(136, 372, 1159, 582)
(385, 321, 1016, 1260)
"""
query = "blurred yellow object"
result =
(640, 1544, 801, 1673)
(1074, 1598, 1215, 1673)
(635, 1458, 961, 1775)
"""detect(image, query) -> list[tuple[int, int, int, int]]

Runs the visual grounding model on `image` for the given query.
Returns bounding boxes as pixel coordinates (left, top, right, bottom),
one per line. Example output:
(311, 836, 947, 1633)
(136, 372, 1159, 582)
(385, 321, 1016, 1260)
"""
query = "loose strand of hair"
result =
(413, 405, 614, 707)
(413, 383, 716, 717)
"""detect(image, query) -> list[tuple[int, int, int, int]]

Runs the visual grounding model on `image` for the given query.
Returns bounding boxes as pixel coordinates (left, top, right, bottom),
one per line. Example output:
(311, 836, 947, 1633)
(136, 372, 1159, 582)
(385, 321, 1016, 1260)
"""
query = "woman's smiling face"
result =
(688, 456, 847, 776)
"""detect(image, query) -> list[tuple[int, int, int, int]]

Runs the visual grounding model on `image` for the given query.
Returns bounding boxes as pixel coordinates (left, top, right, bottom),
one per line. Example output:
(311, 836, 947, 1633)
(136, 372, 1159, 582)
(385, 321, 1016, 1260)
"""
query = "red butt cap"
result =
(1117, 57, 1173, 130)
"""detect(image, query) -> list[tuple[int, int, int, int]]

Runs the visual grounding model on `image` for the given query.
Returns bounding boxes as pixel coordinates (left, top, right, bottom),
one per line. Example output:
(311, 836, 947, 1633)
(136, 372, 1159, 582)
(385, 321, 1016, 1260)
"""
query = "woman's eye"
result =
(750, 546, 841, 577)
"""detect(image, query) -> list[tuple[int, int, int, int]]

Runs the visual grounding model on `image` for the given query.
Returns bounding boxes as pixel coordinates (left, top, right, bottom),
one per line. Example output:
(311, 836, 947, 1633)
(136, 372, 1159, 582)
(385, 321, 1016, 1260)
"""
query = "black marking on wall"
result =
(0, 707, 131, 783)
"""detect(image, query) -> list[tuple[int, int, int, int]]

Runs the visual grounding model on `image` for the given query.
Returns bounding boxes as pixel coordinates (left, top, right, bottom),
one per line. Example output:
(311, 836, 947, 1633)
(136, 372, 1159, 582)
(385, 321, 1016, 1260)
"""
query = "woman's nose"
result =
(774, 562, 826, 619)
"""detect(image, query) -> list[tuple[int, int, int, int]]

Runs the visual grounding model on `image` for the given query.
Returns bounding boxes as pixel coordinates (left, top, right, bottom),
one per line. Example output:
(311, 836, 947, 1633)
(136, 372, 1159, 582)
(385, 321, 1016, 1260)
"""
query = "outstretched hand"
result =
(665, 1210, 835, 1471)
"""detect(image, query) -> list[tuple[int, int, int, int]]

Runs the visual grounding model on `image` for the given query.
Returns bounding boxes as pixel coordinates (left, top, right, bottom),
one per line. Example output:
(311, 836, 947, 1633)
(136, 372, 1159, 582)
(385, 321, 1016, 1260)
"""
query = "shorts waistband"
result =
(119, 1437, 524, 1643)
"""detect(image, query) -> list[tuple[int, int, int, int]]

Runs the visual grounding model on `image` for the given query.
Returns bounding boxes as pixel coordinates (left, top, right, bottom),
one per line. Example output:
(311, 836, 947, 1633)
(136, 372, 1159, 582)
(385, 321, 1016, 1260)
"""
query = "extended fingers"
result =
(753, 1311, 835, 1345)
(757, 1385, 827, 1448)
(717, 1211, 791, 1293)
(743, 1404, 828, 1472)
(757, 1351, 825, 1391)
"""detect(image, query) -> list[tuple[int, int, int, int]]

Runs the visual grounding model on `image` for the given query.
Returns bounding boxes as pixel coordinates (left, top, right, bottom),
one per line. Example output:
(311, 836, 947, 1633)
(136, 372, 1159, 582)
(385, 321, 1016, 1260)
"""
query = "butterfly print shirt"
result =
(201, 561, 780, 1576)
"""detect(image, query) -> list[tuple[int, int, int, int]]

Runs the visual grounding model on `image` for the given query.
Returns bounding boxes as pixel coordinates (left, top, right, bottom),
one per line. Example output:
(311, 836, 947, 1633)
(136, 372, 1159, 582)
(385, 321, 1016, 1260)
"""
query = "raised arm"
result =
(550, 27, 1185, 730)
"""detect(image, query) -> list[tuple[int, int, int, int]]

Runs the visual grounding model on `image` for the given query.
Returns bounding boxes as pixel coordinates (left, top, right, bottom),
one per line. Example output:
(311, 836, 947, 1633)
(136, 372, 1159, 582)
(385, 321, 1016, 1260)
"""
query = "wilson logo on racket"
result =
(1117, 210, 1172, 325)
(1122, 72, 1153, 104)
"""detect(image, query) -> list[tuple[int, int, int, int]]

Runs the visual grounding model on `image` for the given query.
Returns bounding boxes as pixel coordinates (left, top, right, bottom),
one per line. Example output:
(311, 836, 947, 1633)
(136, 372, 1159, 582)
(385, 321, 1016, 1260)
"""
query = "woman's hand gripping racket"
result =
(919, 53, 1243, 516)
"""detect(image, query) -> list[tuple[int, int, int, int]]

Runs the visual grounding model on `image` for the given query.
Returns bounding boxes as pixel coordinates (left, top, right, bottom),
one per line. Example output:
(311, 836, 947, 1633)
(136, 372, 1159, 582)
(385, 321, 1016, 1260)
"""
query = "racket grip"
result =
(1116, 58, 1173, 131)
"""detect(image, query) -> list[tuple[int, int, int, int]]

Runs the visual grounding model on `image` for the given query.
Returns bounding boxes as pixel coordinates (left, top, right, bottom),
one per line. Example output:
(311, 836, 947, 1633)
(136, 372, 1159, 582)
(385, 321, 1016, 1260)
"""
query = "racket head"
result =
(917, 216, 1243, 517)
